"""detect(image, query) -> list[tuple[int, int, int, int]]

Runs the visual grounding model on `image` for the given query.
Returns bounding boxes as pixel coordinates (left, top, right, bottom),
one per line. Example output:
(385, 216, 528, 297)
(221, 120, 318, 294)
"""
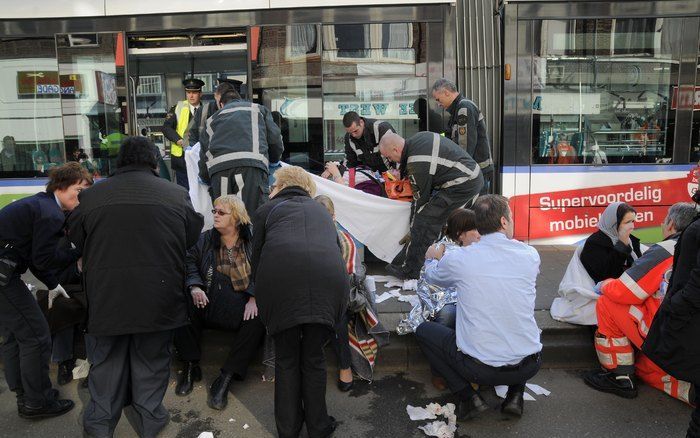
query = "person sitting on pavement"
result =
(379, 131, 483, 280)
(414, 195, 542, 420)
(252, 166, 348, 438)
(397, 208, 480, 391)
(174, 194, 266, 410)
(580, 202, 642, 284)
(584, 202, 697, 402)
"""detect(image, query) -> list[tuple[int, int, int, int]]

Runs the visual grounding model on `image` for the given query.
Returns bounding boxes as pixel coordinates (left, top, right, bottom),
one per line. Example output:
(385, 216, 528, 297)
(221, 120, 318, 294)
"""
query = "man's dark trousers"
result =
(396, 176, 483, 278)
(415, 321, 541, 395)
(210, 166, 269, 219)
(174, 169, 189, 190)
(83, 330, 174, 438)
(0, 277, 53, 406)
(273, 323, 334, 438)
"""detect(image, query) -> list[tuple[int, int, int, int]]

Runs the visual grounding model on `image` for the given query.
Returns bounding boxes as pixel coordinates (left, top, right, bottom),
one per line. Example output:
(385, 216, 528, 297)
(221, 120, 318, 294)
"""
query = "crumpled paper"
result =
(197, 433, 214, 438)
(72, 358, 90, 380)
(407, 402, 457, 438)
(398, 294, 420, 307)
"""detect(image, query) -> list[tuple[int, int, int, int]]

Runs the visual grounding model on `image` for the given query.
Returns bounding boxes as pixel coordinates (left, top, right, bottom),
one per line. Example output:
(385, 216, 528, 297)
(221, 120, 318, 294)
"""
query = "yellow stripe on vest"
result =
(173, 103, 190, 157)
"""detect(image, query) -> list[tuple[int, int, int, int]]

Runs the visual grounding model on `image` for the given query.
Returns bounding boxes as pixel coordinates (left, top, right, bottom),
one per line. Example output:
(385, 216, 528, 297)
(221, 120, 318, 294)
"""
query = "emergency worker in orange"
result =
(583, 202, 697, 402)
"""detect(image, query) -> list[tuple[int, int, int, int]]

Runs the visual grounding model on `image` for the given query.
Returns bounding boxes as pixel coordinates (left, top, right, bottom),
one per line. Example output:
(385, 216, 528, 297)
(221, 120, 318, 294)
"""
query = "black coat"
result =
(251, 186, 349, 335)
(643, 215, 700, 384)
(580, 230, 642, 283)
(69, 165, 203, 336)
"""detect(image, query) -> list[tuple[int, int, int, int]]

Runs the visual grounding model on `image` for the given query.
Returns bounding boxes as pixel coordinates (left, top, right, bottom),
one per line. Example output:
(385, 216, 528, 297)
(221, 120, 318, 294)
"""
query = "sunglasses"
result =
(211, 209, 231, 216)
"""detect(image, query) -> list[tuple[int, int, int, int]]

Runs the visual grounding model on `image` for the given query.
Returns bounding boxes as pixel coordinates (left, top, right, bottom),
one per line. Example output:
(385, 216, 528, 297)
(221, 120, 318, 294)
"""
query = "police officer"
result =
(379, 132, 483, 280)
(342, 111, 396, 172)
(162, 78, 217, 189)
(0, 162, 91, 419)
(200, 82, 284, 219)
(431, 78, 493, 194)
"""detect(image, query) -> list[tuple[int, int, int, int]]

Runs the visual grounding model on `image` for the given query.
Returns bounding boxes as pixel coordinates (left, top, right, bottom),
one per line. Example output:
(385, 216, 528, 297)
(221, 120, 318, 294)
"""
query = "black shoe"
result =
(501, 386, 524, 417)
(385, 263, 409, 280)
(337, 379, 354, 392)
(18, 398, 74, 420)
(175, 361, 201, 396)
(57, 360, 75, 386)
(457, 393, 489, 421)
(208, 371, 233, 410)
(583, 370, 637, 399)
(322, 416, 338, 438)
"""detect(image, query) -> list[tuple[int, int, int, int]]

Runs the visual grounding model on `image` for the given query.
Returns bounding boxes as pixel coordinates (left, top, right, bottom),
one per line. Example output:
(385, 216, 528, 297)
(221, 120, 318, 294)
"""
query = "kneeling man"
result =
(584, 202, 696, 402)
(415, 195, 541, 420)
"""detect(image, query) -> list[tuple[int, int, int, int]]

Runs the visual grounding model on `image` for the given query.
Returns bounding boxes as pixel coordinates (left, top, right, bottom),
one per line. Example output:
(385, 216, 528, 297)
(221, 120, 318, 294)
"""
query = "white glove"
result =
(48, 284, 69, 309)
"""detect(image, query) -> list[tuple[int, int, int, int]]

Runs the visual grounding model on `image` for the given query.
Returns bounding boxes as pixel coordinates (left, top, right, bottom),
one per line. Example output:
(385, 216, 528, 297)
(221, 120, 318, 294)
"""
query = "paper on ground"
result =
(406, 405, 437, 421)
(398, 294, 420, 307)
(72, 359, 90, 380)
(375, 289, 402, 304)
(418, 420, 457, 438)
(524, 392, 536, 401)
(371, 275, 401, 284)
(526, 383, 551, 396)
(408, 403, 456, 438)
(243, 424, 250, 429)
(403, 279, 418, 291)
(197, 433, 214, 438)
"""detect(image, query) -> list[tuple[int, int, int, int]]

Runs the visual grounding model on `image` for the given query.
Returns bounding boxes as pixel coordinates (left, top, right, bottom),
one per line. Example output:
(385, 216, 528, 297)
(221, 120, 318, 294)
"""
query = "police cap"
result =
(217, 76, 243, 91)
(182, 78, 205, 91)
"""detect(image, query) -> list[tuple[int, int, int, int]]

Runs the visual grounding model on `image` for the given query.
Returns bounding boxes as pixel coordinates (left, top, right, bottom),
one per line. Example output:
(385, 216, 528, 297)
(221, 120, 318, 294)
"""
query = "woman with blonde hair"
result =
(174, 194, 265, 411)
(252, 166, 348, 438)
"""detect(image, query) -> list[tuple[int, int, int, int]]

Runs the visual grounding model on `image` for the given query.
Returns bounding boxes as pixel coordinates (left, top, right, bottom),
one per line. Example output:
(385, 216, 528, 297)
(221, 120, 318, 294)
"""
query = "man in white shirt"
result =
(415, 194, 542, 420)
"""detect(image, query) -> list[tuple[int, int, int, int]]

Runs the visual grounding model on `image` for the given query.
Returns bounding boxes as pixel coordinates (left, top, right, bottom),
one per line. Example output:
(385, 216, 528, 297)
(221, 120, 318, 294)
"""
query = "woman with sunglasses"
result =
(173, 194, 265, 411)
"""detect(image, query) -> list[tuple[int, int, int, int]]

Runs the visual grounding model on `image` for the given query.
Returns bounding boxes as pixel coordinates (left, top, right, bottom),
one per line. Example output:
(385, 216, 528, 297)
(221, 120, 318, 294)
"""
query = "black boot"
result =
(14, 388, 24, 412)
(501, 385, 525, 417)
(583, 369, 637, 399)
(175, 361, 201, 396)
(208, 371, 233, 410)
(57, 359, 75, 386)
(457, 393, 489, 421)
(18, 398, 74, 420)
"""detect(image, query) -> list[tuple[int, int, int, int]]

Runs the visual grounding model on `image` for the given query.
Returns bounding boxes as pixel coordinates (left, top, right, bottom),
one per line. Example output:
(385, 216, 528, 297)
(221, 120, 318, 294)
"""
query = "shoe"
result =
(175, 361, 201, 396)
(385, 263, 408, 280)
(14, 388, 58, 411)
(457, 393, 489, 421)
(583, 370, 637, 399)
(431, 375, 447, 391)
(207, 371, 233, 410)
(18, 398, 74, 420)
(337, 379, 354, 392)
(501, 386, 524, 417)
(57, 359, 75, 386)
(322, 415, 338, 437)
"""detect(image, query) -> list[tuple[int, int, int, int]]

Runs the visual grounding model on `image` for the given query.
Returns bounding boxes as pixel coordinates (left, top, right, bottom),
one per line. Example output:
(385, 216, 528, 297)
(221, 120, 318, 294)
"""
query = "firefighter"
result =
(379, 132, 483, 280)
(342, 111, 396, 172)
(431, 78, 493, 195)
(584, 202, 697, 402)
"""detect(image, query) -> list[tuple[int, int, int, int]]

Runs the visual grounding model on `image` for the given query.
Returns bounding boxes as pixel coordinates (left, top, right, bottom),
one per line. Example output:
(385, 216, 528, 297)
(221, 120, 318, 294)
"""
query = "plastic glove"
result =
(48, 284, 69, 309)
(593, 280, 610, 295)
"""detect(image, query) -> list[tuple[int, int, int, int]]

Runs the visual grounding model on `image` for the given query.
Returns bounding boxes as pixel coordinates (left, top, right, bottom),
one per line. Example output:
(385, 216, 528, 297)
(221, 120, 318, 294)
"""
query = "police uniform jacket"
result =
(344, 117, 395, 172)
(162, 101, 216, 171)
(199, 99, 284, 182)
(400, 132, 482, 215)
(446, 94, 493, 174)
(0, 191, 79, 290)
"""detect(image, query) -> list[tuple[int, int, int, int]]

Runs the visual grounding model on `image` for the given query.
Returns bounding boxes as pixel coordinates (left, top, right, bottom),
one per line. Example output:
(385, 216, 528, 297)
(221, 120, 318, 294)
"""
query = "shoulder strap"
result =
(348, 168, 356, 188)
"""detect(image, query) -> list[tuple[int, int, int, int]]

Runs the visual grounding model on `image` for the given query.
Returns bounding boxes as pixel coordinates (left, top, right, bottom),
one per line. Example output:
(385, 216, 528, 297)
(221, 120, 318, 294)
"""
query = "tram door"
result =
(55, 33, 129, 178)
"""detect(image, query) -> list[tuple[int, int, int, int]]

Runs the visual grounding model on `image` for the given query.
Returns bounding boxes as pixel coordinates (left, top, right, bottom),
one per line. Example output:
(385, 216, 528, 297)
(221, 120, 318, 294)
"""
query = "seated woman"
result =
(580, 202, 642, 284)
(173, 194, 265, 411)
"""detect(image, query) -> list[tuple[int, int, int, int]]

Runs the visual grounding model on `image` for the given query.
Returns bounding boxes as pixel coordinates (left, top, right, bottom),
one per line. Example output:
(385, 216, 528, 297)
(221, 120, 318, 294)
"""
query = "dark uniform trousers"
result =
(210, 166, 269, 219)
(415, 321, 541, 396)
(273, 323, 335, 438)
(0, 277, 53, 406)
(83, 330, 174, 438)
(173, 291, 265, 380)
(396, 175, 483, 278)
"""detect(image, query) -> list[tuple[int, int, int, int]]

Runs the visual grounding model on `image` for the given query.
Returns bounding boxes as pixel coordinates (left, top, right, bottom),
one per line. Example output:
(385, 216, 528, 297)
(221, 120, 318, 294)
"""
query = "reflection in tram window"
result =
(532, 18, 682, 165)
(691, 36, 700, 163)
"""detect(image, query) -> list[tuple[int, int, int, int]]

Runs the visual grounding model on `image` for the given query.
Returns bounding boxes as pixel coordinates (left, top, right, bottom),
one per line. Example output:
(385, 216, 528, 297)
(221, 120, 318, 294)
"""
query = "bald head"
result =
(379, 132, 405, 163)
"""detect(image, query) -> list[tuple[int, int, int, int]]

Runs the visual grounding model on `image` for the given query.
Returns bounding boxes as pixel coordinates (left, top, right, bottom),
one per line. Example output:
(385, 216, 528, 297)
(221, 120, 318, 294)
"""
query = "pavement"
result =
(2, 244, 694, 437)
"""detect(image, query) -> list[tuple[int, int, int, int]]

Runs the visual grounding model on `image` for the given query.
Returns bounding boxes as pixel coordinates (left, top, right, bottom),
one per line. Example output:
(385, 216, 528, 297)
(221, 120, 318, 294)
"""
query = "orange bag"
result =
(383, 172, 413, 202)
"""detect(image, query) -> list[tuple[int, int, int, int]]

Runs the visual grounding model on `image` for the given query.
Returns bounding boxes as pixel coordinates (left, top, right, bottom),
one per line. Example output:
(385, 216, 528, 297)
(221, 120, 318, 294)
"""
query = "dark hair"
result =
(444, 208, 476, 243)
(616, 203, 637, 228)
(46, 162, 91, 193)
(342, 111, 362, 128)
(473, 194, 511, 235)
(216, 82, 241, 105)
(116, 136, 159, 169)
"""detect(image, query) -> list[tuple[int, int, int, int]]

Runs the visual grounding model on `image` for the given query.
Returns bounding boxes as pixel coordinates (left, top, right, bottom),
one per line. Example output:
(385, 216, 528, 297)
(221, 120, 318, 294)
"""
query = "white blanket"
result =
(185, 143, 214, 231)
(550, 245, 598, 326)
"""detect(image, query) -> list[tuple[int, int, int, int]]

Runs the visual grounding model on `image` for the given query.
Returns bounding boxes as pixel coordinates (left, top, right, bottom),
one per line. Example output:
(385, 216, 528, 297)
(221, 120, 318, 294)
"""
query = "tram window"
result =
(691, 36, 700, 163)
(532, 18, 682, 165)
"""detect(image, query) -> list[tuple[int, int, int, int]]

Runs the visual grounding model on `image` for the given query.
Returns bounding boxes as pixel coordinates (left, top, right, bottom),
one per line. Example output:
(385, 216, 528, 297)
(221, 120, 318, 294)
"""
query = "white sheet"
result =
(185, 143, 214, 231)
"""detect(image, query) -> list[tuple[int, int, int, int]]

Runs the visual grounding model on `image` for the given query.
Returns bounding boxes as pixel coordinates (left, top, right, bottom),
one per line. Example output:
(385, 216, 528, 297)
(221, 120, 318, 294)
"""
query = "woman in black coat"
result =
(580, 202, 642, 283)
(174, 194, 265, 411)
(252, 166, 349, 438)
(644, 213, 700, 437)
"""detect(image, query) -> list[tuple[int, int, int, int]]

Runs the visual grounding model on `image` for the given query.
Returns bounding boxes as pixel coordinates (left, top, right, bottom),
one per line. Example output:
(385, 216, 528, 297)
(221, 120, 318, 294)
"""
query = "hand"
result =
(425, 243, 446, 261)
(399, 233, 411, 245)
(177, 139, 184, 146)
(77, 258, 83, 273)
(48, 284, 70, 309)
(191, 286, 209, 308)
(593, 279, 611, 295)
(244, 297, 258, 321)
(323, 162, 343, 182)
